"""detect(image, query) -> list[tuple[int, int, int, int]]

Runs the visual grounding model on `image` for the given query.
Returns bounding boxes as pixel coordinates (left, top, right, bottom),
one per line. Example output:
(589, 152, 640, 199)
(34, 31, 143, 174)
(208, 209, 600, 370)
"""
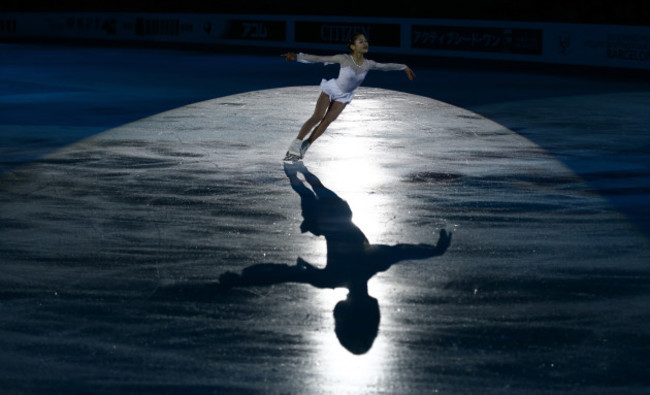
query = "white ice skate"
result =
(283, 139, 310, 162)
(299, 140, 311, 158)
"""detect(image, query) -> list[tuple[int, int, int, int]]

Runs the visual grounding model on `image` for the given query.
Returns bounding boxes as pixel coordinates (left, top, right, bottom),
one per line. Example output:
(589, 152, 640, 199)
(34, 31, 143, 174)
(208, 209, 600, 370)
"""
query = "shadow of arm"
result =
(370, 229, 452, 271)
(218, 258, 330, 289)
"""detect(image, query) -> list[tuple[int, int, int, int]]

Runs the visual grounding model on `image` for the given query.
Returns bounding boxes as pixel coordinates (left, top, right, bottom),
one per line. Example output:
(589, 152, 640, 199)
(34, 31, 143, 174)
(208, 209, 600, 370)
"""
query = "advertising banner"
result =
(0, 12, 648, 70)
(295, 20, 400, 47)
(411, 25, 542, 55)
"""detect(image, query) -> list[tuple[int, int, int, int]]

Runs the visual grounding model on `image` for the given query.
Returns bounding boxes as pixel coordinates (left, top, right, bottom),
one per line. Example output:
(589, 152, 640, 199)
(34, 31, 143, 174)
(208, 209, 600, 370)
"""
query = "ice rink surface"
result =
(1, 43, 649, 394)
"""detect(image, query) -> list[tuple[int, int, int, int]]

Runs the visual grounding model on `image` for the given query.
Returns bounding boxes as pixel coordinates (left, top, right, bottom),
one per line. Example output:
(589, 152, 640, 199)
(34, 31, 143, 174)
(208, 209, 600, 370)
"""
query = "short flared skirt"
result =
(320, 78, 355, 103)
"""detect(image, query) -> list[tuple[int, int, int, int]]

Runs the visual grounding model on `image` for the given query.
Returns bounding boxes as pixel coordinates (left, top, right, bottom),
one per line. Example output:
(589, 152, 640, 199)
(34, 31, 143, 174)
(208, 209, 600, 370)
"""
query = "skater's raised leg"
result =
(285, 92, 346, 160)
(284, 92, 330, 161)
(297, 92, 331, 140)
(305, 100, 346, 144)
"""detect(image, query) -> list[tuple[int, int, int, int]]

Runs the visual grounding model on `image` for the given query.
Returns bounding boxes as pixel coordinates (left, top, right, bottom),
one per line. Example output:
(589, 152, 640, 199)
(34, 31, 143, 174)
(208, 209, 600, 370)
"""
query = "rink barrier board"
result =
(0, 12, 648, 70)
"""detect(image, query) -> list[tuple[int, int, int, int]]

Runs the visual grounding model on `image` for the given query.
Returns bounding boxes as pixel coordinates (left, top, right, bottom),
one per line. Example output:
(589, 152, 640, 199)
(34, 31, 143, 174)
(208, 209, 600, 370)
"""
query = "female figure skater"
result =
(282, 33, 416, 161)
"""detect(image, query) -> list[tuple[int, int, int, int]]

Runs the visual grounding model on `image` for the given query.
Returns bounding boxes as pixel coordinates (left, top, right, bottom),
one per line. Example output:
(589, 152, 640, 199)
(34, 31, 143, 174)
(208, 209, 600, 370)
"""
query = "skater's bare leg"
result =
(297, 92, 331, 140)
(286, 94, 345, 160)
(307, 100, 347, 143)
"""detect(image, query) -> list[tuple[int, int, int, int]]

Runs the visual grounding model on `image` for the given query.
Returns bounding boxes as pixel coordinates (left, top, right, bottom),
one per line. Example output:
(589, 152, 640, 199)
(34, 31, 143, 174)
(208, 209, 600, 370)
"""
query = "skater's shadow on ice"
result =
(218, 162, 451, 354)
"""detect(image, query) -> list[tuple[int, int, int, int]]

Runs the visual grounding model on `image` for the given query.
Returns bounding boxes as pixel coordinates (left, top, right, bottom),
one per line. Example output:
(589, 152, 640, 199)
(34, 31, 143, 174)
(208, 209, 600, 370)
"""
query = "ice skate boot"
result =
(300, 140, 311, 158)
(284, 139, 303, 162)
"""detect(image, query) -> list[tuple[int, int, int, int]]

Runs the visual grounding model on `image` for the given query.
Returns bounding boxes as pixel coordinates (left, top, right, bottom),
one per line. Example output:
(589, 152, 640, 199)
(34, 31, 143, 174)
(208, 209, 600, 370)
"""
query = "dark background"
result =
(2, 0, 649, 26)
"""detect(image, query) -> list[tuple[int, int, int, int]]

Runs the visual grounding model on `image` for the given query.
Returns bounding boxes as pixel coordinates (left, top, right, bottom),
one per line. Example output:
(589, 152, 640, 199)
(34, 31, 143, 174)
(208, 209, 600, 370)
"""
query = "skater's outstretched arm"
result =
(369, 229, 452, 272)
(281, 52, 345, 65)
(368, 59, 416, 80)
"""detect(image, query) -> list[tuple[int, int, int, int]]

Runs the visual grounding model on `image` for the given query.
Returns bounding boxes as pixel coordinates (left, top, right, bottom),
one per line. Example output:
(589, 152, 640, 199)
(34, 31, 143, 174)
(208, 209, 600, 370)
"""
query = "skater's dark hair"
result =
(347, 32, 367, 52)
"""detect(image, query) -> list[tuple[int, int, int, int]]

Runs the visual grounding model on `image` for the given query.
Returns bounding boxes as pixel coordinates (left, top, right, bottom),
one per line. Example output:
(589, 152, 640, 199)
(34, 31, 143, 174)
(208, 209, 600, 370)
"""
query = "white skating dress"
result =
(297, 53, 407, 103)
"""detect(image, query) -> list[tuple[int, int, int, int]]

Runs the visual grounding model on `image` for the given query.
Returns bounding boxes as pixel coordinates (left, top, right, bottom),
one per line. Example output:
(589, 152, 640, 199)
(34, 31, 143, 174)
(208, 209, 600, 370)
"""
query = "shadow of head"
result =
(333, 294, 380, 355)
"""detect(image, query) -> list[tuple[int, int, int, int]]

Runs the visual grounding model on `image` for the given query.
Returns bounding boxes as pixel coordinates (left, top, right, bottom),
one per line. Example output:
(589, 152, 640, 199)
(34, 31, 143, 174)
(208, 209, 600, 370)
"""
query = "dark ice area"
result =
(1, 44, 649, 394)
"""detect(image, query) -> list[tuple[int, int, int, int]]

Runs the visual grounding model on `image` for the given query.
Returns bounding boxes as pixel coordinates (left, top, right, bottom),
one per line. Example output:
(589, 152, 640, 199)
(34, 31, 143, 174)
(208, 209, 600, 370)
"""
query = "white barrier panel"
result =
(0, 12, 648, 70)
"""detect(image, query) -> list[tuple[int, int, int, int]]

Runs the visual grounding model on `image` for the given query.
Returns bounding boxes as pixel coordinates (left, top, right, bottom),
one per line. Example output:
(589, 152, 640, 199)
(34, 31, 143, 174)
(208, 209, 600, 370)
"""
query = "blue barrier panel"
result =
(0, 12, 648, 70)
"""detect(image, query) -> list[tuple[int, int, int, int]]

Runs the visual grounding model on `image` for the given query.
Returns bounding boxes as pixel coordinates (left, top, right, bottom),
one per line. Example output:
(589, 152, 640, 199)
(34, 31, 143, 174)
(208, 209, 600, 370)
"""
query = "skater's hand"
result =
(281, 52, 297, 62)
(405, 67, 416, 81)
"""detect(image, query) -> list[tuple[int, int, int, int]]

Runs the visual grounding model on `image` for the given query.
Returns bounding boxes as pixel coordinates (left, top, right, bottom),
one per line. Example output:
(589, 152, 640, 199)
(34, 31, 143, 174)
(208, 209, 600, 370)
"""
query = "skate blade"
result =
(283, 153, 302, 163)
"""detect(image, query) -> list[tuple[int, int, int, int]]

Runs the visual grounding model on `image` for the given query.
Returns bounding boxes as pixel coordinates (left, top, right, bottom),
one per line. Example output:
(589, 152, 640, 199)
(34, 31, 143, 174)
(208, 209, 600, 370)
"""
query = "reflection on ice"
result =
(218, 162, 451, 355)
(315, 133, 397, 244)
(4, 81, 649, 392)
(310, 278, 393, 393)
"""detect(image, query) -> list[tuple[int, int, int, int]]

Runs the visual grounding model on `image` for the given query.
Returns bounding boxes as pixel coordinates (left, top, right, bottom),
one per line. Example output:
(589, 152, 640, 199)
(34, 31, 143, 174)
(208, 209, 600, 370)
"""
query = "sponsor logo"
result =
(295, 21, 400, 47)
(412, 25, 543, 55)
(135, 18, 180, 36)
